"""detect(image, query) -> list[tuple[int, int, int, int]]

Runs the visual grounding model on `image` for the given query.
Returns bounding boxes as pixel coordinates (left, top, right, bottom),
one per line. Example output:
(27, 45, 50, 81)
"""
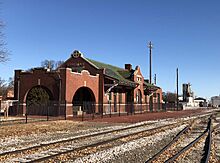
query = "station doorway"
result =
(72, 87, 96, 114)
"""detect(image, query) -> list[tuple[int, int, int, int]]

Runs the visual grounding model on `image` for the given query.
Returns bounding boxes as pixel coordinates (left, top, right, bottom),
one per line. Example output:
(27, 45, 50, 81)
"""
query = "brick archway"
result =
(72, 87, 96, 114)
(136, 89, 142, 104)
(25, 86, 54, 115)
(25, 85, 54, 104)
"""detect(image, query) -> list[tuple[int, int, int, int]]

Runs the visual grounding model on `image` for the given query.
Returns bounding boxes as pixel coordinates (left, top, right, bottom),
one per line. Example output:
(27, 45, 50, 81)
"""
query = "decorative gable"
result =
(71, 50, 83, 58)
(59, 50, 99, 75)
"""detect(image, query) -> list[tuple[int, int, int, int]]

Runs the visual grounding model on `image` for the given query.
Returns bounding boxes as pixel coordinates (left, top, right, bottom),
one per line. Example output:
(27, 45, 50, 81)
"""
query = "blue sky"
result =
(0, 0, 220, 99)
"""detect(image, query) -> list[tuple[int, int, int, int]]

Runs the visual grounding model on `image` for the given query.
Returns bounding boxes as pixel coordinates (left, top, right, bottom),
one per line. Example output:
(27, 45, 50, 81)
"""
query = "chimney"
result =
(125, 64, 132, 71)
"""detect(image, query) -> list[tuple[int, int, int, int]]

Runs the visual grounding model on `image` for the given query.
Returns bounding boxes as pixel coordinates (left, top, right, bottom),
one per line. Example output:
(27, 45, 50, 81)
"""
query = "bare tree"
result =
(55, 60, 64, 69)
(41, 60, 64, 70)
(0, 21, 9, 62)
(163, 92, 177, 103)
(41, 60, 55, 70)
(7, 77, 14, 89)
(0, 77, 7, 99)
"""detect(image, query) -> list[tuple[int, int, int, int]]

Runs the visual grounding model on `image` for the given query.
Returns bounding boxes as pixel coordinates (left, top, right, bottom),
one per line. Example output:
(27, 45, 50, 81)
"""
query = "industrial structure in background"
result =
(179, 83, 207, 109)
(211, 96, 220, 107)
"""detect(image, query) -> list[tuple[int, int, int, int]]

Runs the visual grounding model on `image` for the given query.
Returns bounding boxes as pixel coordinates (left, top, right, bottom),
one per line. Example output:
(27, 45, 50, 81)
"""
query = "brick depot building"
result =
(14, 50, 162, 117)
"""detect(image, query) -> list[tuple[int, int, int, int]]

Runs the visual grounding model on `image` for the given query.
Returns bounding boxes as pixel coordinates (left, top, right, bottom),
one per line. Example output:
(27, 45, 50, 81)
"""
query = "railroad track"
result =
(146, 115, 217, 163)
(0, 111, 216, 162)
(0, 119, 173, 156)
(0, 118, 196, 162)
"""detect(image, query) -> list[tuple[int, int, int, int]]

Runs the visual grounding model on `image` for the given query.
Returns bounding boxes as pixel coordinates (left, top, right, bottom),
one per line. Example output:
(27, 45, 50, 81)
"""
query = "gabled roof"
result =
(143, 80, 161, 94)
(61, 51, 161, 89)
(143, 80, 160, 88)
(118, 69, 134, 79)
(86, 58, 137, 87)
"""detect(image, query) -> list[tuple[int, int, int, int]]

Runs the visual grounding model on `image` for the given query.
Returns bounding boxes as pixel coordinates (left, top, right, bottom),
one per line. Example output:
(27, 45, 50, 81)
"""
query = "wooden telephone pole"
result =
(154, 74, 156, 85)
(148, 41, 153, 84)
(176, 68, 179, 110)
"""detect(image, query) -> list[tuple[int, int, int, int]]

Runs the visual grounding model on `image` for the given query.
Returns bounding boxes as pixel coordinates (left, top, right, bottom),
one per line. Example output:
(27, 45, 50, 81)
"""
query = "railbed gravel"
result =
(214, 121, 220, 161)
(53, 124, 187, 163)
(0, 118, 186, 157)
(0, 111, 215, 162)
(3, 119, 181, 162)
(67, 117, 209, 163)
(0, 121, 126, 155)
(177, 134, 207, 163)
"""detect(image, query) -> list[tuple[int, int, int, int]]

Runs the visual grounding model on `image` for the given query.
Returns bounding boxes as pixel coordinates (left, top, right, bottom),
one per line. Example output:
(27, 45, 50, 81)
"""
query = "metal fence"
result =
(72, 102, 183, 121)
(0, 101, 182, 124)
(1, 101, 67, 124)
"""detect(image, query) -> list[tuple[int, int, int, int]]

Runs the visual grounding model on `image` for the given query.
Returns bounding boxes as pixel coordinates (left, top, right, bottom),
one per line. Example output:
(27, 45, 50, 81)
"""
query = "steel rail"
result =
(28, 121, 186, 163)
(165, 117, 212, 163)
(203, 118, 219, 163)
(4, 121, 189, 163)
(204, 118, 212, 163)
(33, 115, 217, 163)
(0, 121, 156, 156)
(0, 112, 215, 162)
(145, 125, 190, 163)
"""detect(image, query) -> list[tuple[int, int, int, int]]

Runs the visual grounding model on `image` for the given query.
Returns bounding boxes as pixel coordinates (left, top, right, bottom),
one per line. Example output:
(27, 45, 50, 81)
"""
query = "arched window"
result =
(136, 89, 142, 104)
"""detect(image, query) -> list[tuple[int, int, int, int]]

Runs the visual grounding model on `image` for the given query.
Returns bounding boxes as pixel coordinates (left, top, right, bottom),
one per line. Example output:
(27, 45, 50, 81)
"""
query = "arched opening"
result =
(72, 87, 96, 114)
(26, 86, 53, 115)
(157, 93, 161, 110)
(136, 89, 142, 113)
(136, 89, 142, 104)
(149, 96, 153, 112)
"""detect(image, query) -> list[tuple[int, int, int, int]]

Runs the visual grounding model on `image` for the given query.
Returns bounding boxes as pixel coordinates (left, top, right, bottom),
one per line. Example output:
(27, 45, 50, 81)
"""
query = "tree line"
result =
(163, 92, 178, 103)
(0, 59, 63, 100)
(0, 77, 13, 100)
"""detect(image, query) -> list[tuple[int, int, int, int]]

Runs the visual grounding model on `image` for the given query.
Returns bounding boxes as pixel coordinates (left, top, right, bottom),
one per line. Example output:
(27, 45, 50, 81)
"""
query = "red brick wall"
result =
(133, 66, 145, 104)
(14, 69, 60, 103)
(13, 54, 163, 116)
(65, 69, 99, 104)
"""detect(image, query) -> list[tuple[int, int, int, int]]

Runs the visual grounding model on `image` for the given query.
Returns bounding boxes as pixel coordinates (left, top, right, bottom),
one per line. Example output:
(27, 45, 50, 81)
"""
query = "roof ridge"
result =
(87, 58, 137, 87)
(86, 58, 125, 71)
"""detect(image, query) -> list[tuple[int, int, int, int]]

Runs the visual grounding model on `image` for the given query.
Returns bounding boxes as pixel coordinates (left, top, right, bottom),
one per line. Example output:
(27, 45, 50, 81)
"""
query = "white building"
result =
(194, 97, 207, 107)
(180, 83, 207, 109)
(211, 96, 220, 107)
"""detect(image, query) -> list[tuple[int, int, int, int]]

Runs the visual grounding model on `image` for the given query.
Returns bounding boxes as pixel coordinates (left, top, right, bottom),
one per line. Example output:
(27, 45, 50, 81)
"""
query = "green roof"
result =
(143, 80, 160, 89)
(118, 70, 134, 79)
(86, 58, 136, 87)
(144, 81, 155, 87)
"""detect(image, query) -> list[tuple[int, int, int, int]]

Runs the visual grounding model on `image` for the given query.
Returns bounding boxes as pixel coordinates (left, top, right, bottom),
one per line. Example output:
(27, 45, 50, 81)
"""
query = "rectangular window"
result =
(119, 93, 122, 103)
(109, 92, 112, 101)
(114, 93, 117, 112)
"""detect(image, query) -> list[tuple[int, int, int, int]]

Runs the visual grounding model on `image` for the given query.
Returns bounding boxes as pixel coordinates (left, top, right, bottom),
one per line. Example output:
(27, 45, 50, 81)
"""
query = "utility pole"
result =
(176, 68, 179, 110)
(148, 41, 153, 84)
(154, 74, 156, 85)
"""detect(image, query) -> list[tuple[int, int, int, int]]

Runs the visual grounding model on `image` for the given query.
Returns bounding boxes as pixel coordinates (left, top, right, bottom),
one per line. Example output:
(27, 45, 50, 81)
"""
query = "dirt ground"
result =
(81, 108, 212, 123)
